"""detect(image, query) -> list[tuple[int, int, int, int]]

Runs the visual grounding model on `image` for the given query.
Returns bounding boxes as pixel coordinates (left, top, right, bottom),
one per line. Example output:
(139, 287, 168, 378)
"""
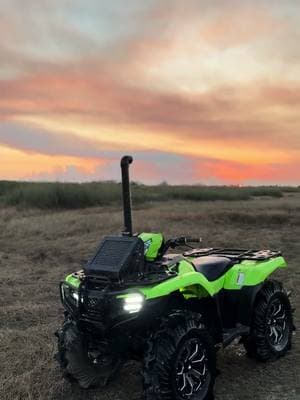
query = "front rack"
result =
(183, 248, 281, 261)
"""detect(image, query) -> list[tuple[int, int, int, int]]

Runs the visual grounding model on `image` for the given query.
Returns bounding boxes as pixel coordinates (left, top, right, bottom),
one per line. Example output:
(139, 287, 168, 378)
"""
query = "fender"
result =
(139, 260, 225, 300)
(223, 256, 287, 290)
(236, 284, 263, 325)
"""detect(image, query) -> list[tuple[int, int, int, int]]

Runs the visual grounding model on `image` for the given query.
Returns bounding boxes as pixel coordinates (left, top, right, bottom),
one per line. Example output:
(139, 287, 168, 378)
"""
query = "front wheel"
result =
(55, 320, 123, 389)
(243, 280, 294, 362)
(143, 311, 216, 400)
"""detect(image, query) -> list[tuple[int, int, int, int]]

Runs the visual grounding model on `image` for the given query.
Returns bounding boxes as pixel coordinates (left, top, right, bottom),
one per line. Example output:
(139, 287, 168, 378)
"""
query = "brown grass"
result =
(0, 194, 299, 400)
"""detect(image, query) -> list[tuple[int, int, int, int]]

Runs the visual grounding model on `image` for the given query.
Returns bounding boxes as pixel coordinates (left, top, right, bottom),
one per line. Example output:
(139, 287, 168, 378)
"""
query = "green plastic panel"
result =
(65, 273, 80, 289)
(139, 232, 164, 261)
(137, 260, 226, 299)
(223, 256, 287, 290)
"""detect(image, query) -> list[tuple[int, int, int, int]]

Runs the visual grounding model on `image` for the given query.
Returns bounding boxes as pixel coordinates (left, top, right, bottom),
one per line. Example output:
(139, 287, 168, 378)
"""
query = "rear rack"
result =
(183, 248, 281, 261)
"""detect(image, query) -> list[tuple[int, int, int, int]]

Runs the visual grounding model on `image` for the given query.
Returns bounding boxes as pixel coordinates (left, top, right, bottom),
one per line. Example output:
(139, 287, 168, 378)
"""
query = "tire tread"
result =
(143, 310, 216, 400)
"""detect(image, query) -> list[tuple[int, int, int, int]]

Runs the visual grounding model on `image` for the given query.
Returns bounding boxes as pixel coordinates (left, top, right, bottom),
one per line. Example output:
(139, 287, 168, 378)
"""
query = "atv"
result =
(55, 156, 294, 400)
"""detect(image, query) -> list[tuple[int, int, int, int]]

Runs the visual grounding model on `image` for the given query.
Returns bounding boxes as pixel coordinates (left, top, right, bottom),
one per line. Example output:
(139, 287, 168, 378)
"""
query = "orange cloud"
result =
(196, 159, 300, 185)
(1, 69, 299, 163)
(0, 144, 102, 180)
(0, 0, 299, 184)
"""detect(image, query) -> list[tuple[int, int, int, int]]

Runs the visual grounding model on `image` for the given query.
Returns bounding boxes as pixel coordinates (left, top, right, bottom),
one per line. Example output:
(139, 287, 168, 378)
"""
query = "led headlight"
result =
(71, 291, 79, 302)
(123, 293, 145, 314)
(61, 283, 79, 307)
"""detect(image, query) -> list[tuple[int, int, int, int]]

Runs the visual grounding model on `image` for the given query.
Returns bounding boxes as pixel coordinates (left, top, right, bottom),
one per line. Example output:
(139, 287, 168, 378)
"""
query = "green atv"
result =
(55, 156, 295, 400)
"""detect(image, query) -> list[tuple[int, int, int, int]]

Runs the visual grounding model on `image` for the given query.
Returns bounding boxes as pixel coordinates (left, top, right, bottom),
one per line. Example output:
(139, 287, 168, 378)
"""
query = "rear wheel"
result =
(143, 310, 216, 400)
(243, 280, 293, 361)
(55, 319, 122, 389)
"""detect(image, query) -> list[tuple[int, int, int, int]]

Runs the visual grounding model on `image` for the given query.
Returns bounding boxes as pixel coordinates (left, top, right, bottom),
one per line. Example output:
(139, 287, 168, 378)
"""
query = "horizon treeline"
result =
(0, 180, 298, 209)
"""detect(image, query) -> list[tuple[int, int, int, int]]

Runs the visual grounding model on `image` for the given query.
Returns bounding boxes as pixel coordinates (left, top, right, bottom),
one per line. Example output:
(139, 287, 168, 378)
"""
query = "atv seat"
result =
(192, 256, 236, 281)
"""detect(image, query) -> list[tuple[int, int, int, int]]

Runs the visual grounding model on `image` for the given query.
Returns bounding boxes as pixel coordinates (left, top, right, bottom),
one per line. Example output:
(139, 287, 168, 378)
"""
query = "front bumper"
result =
(60, 281, 169, 337)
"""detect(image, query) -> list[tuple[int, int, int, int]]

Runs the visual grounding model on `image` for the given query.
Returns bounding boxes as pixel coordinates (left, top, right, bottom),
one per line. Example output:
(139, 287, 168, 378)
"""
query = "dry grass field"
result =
(1, 194, 299, 400)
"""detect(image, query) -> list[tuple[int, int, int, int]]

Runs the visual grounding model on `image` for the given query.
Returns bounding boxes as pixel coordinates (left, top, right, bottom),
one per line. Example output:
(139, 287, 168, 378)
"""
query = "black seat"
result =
(192, 256, 236, 281)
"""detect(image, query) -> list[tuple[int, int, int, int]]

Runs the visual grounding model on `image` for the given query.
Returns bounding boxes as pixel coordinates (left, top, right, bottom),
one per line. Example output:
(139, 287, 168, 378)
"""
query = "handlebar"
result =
(161, 236, 202, 255)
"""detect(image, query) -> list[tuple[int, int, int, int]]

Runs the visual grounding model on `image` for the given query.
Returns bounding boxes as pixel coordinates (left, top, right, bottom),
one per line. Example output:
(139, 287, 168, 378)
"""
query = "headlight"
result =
(71, 291, 79, 302)
(123, 293, 145, 314)
(61, 283, 79, 308)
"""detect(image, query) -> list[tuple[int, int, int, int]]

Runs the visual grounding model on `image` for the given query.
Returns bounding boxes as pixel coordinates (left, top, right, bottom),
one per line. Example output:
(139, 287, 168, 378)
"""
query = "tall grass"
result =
(0, 180, 297, 209)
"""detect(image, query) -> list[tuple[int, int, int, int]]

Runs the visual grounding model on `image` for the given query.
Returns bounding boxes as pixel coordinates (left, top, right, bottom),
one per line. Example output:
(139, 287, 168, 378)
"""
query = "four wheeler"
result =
(55, 156, 294, 400)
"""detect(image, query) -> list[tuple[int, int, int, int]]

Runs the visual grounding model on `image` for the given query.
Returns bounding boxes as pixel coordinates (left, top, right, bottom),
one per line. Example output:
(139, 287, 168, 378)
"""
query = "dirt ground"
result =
(0, 194, 299, 400)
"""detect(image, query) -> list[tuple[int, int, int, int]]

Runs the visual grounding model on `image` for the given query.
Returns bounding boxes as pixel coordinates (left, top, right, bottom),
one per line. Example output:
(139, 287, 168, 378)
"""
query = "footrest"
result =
(223, 324, 250, 347)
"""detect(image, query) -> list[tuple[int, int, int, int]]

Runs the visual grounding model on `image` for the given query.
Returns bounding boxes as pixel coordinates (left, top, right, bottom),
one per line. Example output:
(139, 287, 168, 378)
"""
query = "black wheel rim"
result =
(174, 338, 210, 399)
(266, 297, 290, 351)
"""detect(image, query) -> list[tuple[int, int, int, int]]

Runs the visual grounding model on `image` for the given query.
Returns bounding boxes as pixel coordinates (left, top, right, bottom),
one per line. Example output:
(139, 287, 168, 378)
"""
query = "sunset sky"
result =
(0, 0, 299, 184)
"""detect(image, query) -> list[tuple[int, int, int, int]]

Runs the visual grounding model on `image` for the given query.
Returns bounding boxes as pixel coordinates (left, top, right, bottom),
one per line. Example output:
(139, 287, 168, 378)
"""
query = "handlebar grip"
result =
(186, 237, 202, 243)
(175, 236, 202, 245)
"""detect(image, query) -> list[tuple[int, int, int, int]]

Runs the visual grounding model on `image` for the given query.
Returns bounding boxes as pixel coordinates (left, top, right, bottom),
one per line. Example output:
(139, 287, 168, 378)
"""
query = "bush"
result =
(0, 181, 292, 210)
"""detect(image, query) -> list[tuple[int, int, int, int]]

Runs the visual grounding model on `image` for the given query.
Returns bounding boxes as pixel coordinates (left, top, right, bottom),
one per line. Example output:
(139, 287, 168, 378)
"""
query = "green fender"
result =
(65, 273, 81, 289)
(224, 256, 287, 289)
(139, 260, 225, 300)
